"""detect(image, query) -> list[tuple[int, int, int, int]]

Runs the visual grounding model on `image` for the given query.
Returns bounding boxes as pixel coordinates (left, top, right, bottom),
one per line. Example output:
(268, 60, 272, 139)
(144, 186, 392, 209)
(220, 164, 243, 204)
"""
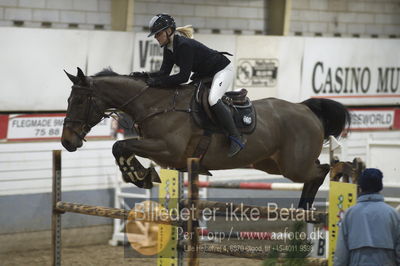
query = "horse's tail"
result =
(301, 98, 351, 140)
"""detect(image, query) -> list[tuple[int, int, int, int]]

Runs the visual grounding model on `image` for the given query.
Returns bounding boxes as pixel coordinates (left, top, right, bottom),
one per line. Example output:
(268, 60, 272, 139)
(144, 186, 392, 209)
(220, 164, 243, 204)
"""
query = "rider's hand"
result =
(146, 77, 162, 87)
(129, 71, 149, 79)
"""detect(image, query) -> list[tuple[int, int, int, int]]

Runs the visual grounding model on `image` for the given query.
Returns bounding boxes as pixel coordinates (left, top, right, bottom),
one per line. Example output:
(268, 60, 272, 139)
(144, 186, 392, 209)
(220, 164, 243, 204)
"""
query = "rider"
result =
(131, 14, 245, 157)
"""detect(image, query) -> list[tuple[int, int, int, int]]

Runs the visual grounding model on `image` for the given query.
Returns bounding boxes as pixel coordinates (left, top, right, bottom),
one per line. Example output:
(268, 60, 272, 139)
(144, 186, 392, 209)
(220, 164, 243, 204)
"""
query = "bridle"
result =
(63, 79, 149, 141)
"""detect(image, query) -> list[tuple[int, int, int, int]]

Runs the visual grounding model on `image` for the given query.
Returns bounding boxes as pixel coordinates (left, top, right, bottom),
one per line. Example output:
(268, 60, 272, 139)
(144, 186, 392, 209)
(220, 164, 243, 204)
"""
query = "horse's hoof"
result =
(121, 170, 154, 189)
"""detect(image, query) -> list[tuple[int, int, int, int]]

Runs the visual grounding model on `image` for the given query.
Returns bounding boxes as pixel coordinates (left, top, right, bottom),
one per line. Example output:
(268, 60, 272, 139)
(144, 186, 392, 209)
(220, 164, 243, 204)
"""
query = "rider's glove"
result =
(130, 71, 149, 79)
(146, 77, 162, 87)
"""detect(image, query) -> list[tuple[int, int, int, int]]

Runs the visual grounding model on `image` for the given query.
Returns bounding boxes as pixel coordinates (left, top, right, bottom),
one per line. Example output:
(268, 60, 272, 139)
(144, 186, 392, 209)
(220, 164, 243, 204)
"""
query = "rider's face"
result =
(155, 28, 171, 46)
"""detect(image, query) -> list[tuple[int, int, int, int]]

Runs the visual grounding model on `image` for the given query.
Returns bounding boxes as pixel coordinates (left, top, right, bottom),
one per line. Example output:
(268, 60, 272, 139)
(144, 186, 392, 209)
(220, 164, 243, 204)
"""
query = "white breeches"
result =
(208, 63, 234, 106)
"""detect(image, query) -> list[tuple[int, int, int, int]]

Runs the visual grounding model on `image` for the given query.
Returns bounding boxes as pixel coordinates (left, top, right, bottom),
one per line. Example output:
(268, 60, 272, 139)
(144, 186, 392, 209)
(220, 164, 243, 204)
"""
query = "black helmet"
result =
(148, 14, 176, 37)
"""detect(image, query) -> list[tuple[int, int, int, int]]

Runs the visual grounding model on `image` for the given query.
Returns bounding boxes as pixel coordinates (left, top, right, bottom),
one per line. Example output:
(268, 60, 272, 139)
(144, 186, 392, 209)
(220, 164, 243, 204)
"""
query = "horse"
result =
(61, 67, 351, 210)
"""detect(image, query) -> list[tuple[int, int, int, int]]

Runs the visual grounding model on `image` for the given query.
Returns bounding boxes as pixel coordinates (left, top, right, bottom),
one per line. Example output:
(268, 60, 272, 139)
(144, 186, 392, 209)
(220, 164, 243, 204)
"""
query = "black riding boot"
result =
(211, 99, 245, 157)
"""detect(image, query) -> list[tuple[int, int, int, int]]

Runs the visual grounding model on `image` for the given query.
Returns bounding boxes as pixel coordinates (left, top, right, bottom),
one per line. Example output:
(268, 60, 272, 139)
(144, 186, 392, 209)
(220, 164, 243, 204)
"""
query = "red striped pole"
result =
(184, 181, 303, 191)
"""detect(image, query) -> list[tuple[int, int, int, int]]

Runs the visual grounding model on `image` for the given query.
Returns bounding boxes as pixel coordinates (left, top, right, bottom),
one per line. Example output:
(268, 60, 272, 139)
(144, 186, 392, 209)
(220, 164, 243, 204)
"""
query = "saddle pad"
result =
(231, 100, 257, 134)
(191, 88, 256, 135)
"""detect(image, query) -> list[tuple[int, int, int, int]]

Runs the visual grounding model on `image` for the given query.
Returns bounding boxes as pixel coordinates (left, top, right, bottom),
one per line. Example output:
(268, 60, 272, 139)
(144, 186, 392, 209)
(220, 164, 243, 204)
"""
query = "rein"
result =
(133, 89, 191, 131)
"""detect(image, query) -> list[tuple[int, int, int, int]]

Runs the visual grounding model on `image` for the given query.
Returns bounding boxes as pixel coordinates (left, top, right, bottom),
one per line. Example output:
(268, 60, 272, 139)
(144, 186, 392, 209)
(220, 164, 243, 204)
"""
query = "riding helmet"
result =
(148, 14, 176, 37)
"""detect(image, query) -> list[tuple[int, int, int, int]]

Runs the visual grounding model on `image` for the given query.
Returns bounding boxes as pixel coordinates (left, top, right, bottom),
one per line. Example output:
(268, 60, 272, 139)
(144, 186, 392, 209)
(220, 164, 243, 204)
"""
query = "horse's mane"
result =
(94, 68, 120, 77)
(93, 68, 149, 85)
(92, 68, 192, 88)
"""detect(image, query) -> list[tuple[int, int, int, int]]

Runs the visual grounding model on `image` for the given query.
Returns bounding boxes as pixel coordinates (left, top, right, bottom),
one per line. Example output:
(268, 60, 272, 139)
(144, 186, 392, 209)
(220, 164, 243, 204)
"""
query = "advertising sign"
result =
(235, 36, 304, 101)
(0, 114, 113, 142)
(301, 38, 400, 105)
(236, 59, 278, 87)
(350, 108, 400, 130)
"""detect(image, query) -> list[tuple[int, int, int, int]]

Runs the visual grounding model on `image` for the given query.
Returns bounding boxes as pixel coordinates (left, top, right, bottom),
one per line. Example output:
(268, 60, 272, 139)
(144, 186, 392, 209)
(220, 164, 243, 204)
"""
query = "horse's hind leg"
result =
(298, 163, 330, 210)
(253, 158, 282, 175)
(255, 156, 329, 209)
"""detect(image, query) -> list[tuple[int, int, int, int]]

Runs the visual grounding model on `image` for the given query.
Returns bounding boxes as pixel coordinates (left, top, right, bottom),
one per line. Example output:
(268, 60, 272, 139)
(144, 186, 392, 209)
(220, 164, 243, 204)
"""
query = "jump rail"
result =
(183, 180, 304, 191)
(55, 202, 176, 225)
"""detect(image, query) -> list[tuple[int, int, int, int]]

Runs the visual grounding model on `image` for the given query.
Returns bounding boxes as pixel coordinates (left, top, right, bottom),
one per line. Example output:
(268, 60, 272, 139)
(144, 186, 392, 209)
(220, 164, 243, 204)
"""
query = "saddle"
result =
(190, 79, 257, 135)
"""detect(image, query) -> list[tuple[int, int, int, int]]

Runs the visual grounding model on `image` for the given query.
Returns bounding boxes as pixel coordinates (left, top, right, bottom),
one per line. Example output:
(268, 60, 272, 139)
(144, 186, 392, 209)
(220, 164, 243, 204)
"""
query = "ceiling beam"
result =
(111, 0, 134, 31)
(266, 0, 291, 35)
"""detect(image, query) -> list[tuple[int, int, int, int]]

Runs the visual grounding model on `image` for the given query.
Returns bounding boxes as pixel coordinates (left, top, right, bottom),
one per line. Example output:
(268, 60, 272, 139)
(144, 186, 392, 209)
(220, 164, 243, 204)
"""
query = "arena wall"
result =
(290, 0, 400, 38)
(133, 0, 265, 34)
(0, 27, 133, 111)
(1, 27, 399, 111)
(0, 0, 112, 30)
(1, 0, 399, 37)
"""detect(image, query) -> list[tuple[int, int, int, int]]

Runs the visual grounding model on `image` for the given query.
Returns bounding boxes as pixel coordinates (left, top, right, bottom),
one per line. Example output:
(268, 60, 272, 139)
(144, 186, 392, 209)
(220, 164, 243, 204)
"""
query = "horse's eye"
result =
(71, 96, 85, 105)
(76, 98, 84, 104)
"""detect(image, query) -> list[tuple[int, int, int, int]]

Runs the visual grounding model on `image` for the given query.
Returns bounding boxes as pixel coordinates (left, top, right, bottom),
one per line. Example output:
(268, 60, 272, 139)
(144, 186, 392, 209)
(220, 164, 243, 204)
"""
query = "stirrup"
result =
(228, 136, 245, 157)
(229, 136, 245, 149)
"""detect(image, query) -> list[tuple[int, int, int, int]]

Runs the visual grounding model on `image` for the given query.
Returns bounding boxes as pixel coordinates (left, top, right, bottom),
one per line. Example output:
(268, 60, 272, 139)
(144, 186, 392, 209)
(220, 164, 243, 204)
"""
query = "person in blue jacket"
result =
(334, 168, 400, 265)
(131, 14, 244, 157)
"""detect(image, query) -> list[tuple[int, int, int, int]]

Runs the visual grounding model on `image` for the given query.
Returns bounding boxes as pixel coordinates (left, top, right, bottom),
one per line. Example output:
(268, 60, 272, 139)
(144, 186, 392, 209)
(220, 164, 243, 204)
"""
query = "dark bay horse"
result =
(61, 68, 351, 209)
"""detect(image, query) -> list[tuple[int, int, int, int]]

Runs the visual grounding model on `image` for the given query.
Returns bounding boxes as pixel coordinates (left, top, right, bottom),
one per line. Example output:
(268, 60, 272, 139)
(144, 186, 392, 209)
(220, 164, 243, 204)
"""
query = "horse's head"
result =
(61, 68, 109, 152)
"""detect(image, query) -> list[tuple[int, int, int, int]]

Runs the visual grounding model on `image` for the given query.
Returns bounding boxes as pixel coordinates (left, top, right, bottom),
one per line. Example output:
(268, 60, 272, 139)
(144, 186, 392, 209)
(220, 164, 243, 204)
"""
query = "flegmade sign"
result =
(236, 58, 278, 87)
(0, 114, 113, 142)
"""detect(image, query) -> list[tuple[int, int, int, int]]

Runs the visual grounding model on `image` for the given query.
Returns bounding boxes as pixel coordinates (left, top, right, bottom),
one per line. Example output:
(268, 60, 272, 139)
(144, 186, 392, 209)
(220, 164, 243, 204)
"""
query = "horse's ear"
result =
(64, 70, 79, 84)
(77, 67, 85, 79)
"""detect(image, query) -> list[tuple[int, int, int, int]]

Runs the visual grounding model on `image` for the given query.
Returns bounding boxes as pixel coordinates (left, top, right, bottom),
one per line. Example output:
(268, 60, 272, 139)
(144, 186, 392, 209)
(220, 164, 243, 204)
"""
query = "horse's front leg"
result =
(112, 138, 169, 189)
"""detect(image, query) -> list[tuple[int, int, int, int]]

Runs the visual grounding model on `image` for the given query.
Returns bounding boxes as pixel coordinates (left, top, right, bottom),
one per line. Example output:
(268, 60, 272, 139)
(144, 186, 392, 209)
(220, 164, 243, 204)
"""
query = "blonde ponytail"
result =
(176, 25, 194, 39)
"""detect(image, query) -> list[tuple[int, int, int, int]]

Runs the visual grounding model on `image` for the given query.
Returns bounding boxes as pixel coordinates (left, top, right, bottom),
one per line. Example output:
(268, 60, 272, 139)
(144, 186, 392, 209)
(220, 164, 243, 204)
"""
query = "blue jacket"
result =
(334, 193, 400, 266)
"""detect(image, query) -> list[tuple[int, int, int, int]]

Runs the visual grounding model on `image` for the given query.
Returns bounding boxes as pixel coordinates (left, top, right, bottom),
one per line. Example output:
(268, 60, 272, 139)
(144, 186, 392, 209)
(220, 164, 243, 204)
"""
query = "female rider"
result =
(131, 14, 244, 157)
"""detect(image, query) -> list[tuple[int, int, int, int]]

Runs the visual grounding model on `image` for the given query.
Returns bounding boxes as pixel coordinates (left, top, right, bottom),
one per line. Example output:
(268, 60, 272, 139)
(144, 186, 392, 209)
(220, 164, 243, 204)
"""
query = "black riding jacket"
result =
(150, 35, 231, 86)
